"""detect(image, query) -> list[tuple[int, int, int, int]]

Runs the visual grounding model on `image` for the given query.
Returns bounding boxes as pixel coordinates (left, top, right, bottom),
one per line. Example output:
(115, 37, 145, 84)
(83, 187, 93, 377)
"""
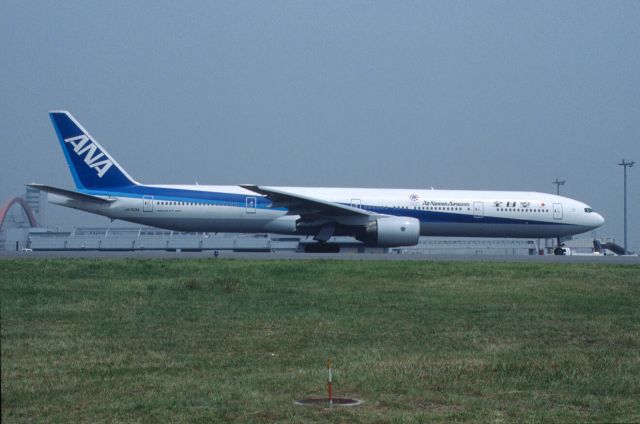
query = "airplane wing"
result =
(240, 185, 373, 218)
(27, 184, 116, 204)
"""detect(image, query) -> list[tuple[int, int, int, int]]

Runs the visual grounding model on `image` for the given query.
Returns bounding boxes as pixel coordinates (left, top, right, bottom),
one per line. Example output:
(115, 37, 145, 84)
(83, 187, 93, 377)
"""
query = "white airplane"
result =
(30, 111, 604, 254)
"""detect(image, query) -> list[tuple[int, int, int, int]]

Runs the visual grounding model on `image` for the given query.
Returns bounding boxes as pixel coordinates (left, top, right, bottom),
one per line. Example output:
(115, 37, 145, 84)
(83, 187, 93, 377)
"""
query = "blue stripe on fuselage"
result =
(82, 185, 279, 210)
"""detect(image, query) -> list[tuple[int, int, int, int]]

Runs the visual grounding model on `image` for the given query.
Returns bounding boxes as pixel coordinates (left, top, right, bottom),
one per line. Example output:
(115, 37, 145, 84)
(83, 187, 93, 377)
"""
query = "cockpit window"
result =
(584, 208, 594, 213)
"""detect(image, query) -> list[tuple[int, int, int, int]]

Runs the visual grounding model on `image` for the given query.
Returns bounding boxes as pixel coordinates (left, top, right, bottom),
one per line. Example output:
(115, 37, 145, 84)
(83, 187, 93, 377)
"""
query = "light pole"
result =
(618, 159, 634, 254)
(549, 178, 567, 254)
(552, 178, 566, 195)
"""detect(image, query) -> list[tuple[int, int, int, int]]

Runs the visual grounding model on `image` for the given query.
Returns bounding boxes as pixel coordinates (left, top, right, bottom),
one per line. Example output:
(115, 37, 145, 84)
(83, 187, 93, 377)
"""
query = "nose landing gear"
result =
(554, 237, 566, 255)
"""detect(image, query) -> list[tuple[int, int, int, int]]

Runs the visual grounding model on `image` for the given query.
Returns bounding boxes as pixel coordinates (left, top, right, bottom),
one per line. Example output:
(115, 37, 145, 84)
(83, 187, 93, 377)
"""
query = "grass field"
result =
(1, 259, 639, 423)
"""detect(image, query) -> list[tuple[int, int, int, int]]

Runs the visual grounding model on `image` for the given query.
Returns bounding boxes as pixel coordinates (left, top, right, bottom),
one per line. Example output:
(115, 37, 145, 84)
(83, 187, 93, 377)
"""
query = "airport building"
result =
(2, 223, 609, 256)
(24, 185, 46, 226)
(15, 226, 538, 255)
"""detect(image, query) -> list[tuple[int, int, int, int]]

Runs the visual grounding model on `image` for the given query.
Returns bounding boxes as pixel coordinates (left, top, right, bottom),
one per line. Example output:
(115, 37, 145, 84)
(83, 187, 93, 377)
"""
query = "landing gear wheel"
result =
(554, 247, 565, 256)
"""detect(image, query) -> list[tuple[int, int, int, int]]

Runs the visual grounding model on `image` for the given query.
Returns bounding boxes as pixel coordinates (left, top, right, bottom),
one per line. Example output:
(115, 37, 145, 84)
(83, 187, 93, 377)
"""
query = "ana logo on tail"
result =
(64, 135, 113, 178)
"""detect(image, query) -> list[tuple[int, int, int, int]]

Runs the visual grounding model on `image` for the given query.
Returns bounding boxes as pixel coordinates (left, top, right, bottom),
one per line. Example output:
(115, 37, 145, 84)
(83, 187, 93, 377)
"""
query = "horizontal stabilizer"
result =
(27, 184, 116, 204)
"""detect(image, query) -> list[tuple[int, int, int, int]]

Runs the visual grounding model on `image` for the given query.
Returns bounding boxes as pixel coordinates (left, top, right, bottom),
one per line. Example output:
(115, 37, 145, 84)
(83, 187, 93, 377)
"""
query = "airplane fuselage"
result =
(50, 184, 603, 239)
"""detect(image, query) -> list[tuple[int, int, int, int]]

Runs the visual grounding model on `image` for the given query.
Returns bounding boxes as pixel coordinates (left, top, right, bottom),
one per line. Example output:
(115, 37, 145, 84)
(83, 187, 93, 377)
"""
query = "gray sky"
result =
(1, 1, 638, 249)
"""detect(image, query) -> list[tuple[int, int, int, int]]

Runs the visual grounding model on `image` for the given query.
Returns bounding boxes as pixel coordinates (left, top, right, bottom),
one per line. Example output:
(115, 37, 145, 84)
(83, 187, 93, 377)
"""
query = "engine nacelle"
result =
(356, 216, 420, 247)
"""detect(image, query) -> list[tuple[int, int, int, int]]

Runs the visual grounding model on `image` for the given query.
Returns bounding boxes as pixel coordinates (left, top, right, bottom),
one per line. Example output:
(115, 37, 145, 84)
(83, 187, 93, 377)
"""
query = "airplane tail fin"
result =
(49, 111, 138, 190)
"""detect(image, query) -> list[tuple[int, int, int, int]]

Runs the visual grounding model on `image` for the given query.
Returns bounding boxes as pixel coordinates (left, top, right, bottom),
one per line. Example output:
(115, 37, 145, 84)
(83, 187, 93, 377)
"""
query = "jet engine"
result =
(356, 216, 420, 247)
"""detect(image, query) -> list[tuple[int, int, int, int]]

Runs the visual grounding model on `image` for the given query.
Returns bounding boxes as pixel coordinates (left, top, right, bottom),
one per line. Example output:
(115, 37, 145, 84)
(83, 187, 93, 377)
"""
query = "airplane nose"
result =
(594, 213, 605, 228)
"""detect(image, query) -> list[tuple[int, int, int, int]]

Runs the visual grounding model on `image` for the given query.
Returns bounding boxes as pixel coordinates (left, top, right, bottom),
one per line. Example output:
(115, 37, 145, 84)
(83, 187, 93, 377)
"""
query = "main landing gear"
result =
(304, 243, 341, 253)
(301, 223, 340, 253)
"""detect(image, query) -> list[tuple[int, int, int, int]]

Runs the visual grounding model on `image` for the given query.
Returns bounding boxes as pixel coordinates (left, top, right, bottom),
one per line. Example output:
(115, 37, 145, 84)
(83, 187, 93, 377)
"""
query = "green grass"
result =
(1, 259, 639, 423)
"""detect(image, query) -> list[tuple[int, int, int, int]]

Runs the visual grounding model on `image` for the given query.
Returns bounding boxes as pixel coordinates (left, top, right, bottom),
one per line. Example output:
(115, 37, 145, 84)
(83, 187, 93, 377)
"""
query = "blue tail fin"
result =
(49, 111, 137, 190)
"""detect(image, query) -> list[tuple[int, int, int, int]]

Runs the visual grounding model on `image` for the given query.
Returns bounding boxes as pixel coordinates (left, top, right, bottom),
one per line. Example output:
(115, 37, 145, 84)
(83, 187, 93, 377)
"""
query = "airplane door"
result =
(351, 199, 362, 208)
(473, 201, 484, 218)
(246, 197, 257, 214)
(553, 203, 563, 220)
(143, 195, 153, 212)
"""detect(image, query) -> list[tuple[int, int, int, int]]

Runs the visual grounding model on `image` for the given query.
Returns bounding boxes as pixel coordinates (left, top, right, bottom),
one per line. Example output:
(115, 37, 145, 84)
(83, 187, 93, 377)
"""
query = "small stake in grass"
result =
(295, 358, 363, 407)
(327, 358, 334, 408)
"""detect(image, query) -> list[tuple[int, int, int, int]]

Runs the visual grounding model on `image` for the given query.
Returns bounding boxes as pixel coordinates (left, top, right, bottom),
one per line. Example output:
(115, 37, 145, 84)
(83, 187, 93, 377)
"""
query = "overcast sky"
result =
(1, 1, 638, 249)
